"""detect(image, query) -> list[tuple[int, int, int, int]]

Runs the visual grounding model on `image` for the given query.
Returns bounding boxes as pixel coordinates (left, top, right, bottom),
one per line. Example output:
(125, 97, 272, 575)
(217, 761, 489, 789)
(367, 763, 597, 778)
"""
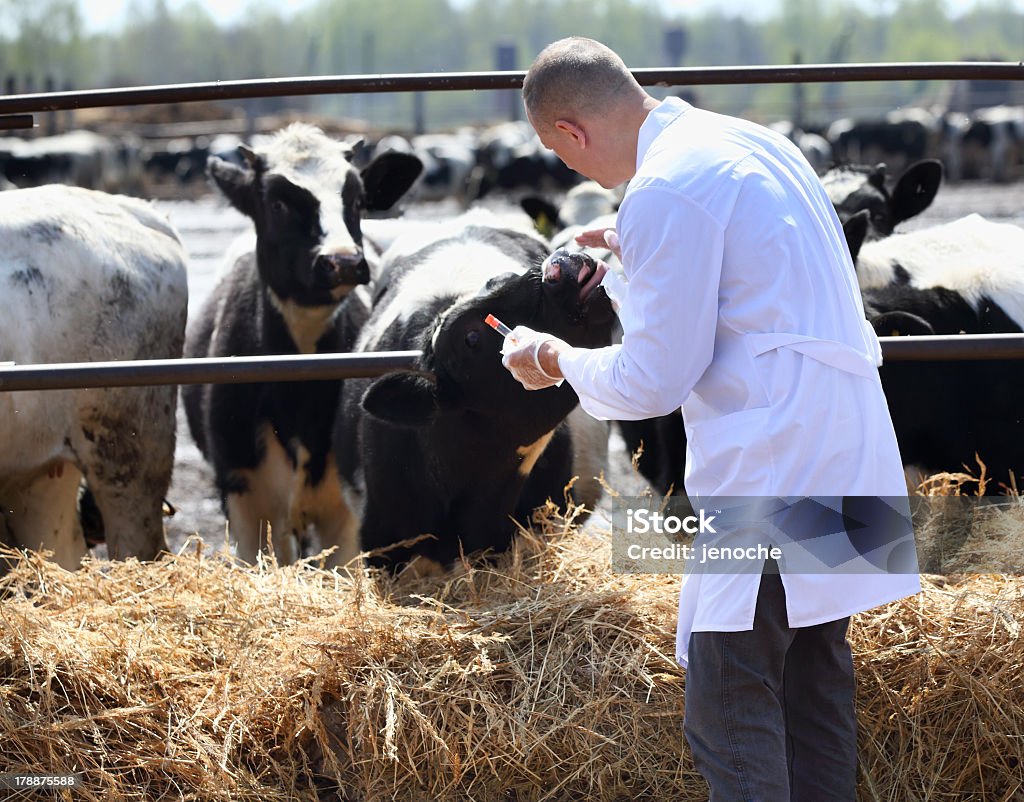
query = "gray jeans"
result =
(683, 570, 857, 802)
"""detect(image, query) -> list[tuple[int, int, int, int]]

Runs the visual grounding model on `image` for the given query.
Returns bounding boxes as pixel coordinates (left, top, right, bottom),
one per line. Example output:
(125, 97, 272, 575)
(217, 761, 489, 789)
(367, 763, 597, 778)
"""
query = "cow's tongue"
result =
(578, 261, 603, 302)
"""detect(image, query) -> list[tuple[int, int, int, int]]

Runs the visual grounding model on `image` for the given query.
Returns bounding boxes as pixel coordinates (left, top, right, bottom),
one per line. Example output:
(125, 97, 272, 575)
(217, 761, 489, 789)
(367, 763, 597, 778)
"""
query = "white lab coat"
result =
(558, 97, 921, 667)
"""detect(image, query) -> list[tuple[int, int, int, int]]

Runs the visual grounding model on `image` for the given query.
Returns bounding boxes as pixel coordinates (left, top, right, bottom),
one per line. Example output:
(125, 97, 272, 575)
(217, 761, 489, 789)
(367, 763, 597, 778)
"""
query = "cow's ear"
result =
(520, 196, 560, 238)
(870, 311, 935, 337)
(208, 155, 257, 218)
(362, 152, 423, 212)
(362, 371, 438, 427)
(890, 159, 942, 226)
(843, 209, 870, 263)
(868, 162, 888, 190)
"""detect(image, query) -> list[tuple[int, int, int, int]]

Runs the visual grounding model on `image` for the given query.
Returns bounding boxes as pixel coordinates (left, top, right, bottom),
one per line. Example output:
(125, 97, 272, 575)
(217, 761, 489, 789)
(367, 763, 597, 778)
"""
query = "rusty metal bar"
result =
(0, 114, 34, 130)
(0, 62, 1019, 114)
(2, 335, 1024, 392)
(878, 334, 1024, 362)
(0, 352, 422, 392)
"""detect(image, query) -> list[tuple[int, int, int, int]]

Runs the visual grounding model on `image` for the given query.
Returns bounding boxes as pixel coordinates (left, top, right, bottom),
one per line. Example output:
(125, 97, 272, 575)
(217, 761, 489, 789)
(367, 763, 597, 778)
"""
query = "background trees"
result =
(1, 0, 1020, 129)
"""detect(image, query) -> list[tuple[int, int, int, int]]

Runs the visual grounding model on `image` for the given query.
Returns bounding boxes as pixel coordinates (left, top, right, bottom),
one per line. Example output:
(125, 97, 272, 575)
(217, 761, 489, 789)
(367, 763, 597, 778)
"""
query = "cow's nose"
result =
(315, 251, 369, 286)
(543, 250, 590, 285)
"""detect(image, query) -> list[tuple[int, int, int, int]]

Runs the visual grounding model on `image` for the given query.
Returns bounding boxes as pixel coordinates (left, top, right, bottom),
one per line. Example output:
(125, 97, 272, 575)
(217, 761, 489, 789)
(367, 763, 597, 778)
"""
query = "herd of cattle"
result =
(0, 101, 1022, 199)
(1, 117, 1023, 575)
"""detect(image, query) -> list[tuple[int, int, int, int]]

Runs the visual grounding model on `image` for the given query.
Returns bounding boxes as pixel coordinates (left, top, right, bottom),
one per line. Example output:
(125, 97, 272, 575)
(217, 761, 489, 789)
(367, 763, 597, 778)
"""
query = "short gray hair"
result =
(523, 37, 638, 127)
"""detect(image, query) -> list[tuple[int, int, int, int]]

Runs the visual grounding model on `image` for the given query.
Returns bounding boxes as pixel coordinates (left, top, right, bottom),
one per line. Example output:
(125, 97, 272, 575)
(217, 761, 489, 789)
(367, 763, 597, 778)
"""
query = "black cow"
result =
(846, 210, 1024, 490)
(826, 109, 942, 174)
(183, 123, 422, 566)
(467, 121, 580, 202)
(960, 105, 1024, 183)
(821, 159, 943, 242)
(335, 214, 616, 571)
(520, 180, 621, 242)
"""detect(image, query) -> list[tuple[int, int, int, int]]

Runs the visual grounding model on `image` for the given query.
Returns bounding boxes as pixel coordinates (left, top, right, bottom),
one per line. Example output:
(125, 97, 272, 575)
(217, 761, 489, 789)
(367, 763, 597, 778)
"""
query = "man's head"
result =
(523, 37, 655, 188)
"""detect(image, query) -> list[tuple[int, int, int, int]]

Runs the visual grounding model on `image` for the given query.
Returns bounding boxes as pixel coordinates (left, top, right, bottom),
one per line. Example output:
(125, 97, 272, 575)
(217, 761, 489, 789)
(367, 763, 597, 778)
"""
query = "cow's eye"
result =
(465, 330, 480, 349)
(270, 198, 289, 217)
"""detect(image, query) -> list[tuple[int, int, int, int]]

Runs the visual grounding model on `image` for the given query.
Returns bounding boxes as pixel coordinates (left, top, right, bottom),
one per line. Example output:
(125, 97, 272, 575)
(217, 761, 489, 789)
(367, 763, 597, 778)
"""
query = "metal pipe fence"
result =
(0, 61, 1022, 392)
(0, 353, 423, 392)
(2, 335, 1024, 392)
(0, 62, 1020, 118)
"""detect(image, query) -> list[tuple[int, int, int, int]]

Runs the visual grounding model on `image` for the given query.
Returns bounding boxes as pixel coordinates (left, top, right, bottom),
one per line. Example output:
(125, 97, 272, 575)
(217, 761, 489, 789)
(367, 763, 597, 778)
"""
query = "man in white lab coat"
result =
(503, 37, 921, 801)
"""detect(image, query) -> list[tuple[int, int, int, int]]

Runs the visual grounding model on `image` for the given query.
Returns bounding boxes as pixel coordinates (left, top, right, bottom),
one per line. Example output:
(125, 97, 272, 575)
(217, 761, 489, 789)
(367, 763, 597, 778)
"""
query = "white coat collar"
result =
(636, 96, 691, 172)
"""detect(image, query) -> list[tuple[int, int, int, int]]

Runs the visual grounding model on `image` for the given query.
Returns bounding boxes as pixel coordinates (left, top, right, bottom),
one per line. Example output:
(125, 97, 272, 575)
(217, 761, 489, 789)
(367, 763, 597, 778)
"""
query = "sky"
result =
(79, 0, 1024, 34)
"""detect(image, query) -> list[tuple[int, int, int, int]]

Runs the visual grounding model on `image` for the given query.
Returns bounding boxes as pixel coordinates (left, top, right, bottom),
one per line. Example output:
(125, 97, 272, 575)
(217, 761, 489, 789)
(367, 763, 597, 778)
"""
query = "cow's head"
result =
(362, 248, 616, 430)
(823, 158, 942, 241)
(208, 123, 422, 308)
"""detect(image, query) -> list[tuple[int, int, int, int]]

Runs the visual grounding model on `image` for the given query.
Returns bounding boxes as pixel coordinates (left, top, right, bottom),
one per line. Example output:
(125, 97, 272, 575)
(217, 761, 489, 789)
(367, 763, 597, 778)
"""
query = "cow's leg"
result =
(305, 459, 360, 570)
(225, 492, 272, 564)
(3, 463, 87, 570)
(225, 431, 293, 565)
(288, 446, 359, 568)
(71, 392, 175, 561)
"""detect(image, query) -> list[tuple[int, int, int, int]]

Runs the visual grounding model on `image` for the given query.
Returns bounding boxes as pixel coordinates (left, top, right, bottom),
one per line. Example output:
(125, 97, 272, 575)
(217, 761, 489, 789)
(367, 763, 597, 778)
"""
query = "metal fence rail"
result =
(0, 62, 1021, 118)
(0, 352, 422, 392)
(2, 335, 1024, 392)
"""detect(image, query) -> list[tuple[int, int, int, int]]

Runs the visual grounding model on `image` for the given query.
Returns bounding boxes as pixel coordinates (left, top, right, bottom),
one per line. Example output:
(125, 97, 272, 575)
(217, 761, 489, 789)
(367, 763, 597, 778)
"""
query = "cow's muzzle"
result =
(315, 251, 370, 288)
(542, 249, 602, 301)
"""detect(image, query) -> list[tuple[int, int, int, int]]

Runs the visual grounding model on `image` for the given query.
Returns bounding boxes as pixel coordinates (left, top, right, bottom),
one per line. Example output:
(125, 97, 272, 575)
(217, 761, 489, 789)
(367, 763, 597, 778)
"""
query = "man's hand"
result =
(574, 227, 621, 259)
(500, 325, 569, 391)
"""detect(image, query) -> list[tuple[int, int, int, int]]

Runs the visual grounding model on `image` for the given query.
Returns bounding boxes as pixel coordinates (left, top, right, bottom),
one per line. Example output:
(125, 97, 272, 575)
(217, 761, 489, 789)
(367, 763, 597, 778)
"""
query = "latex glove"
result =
(500, 325, 567, 391)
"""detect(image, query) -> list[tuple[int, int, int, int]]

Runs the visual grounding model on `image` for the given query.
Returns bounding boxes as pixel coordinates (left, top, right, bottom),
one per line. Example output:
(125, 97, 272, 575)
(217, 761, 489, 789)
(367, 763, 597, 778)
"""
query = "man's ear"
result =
(554, 119, 587, 148)
(361, 371, 439, 427)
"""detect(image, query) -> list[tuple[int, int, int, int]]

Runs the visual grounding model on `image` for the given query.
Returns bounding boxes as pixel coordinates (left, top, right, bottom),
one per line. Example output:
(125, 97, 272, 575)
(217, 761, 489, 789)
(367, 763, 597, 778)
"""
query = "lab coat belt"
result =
(748, 331, 880, 380)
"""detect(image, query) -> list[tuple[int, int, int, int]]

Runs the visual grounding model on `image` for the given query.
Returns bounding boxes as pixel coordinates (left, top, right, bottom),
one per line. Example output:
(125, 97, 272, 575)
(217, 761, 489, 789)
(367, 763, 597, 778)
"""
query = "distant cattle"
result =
(0, 186, 188, 570)
(409, 132, 478, 204)
(521, 181, 621, 242)
(769, 120, 834, 173)
(0, 130, 140, 192)
(846, 211, 1024, 489)
(335, 213, 616, 571)
(827, 108, 943, 174)
(183, 123, 422, 567)
(467, 121, 580, 201)
(959, 105, 1024, 182)
(821, 159, 943, 242)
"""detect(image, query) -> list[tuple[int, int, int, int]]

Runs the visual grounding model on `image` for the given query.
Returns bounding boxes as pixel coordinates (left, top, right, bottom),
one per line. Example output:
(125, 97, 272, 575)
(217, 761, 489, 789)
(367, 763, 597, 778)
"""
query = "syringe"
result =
(484, 314, 518, 343)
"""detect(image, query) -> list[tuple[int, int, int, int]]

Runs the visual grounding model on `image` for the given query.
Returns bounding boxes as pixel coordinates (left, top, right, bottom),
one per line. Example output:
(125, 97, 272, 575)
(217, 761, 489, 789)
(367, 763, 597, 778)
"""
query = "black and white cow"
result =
(821, 158, 943, 242)
(334, 212, 616, 571)
(826, 108, 943, 174)
(0, 185, 188, 570)
(182, 123, 422, 567)
(846, 211, 1024, 490)
(520, 180, 621, 243)
(959, 105, 1024, 183)
(518, 186, 686, 497)
(467, 121, 580, 202)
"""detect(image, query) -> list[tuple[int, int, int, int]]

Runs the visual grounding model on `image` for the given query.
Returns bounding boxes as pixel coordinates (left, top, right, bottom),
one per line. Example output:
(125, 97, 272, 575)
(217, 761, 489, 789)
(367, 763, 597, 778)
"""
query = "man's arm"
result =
(557, 185, 725, 420)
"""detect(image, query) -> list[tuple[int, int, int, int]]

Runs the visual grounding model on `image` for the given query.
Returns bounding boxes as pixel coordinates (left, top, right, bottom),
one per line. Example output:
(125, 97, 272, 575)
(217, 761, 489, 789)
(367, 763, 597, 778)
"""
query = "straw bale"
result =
(1, 501, 1023, 801)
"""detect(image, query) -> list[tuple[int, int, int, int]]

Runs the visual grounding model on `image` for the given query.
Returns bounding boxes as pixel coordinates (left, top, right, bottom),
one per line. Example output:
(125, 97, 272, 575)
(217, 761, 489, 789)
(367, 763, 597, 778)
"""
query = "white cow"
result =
(0, 186, 188, 570)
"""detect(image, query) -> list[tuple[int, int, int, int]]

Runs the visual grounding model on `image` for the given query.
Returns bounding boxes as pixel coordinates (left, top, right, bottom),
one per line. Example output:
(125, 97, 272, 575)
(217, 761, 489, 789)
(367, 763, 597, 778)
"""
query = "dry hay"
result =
(1, 502, 1023, 801)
